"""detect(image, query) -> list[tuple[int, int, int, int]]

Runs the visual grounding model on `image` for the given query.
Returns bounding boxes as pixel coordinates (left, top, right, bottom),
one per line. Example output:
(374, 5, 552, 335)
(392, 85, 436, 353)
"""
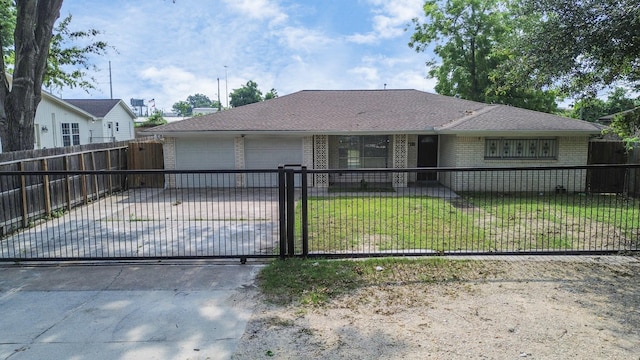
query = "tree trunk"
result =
(0, 0, 63, 152)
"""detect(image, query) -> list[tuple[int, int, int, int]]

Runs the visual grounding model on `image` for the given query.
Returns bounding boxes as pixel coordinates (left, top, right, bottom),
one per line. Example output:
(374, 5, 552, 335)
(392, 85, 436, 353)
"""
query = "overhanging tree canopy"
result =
(1, 0, 109, 152)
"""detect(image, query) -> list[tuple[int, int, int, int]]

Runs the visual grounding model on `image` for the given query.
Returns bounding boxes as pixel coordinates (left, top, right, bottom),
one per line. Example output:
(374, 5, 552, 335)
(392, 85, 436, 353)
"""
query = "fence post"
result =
(79, 153, 88, 204)
(64, 155, 72, 210)
(19, 161, 28, 228)
(301, 166, 308, 257)
(91, 152, 99, 200)
(278, 165, 287, 259)
(106, 149, 113, 194)
(41, 158, 51, 216)
(286, 168, 295, 256)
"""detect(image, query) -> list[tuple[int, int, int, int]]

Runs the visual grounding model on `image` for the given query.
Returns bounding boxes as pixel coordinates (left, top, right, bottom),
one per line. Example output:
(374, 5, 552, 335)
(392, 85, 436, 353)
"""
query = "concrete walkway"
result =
(0, 262, 264, 360)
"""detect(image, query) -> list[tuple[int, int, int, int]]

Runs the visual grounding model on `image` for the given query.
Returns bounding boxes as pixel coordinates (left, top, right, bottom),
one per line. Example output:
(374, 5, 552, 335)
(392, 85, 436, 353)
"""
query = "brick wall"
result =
(441, 136, 590, 192)
(163, 137, 176, 188)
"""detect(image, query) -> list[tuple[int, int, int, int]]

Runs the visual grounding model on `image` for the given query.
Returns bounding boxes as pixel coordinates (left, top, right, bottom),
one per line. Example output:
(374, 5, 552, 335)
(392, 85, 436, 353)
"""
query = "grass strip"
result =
(258, 257, 481, 306)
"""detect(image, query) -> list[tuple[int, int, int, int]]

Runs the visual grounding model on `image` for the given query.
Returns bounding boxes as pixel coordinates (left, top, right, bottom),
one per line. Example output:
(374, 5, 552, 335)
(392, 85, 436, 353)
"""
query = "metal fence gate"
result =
(1, 165, 639, 262)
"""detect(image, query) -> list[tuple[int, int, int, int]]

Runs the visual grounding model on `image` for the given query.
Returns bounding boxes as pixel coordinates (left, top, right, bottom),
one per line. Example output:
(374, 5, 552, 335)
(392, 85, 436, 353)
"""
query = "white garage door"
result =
(245, 137, 303, 187)
(175, 137, 235, 187)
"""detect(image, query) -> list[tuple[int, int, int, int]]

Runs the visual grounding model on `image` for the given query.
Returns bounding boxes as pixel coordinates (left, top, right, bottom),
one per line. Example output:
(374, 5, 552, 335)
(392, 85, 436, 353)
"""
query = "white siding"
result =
(34, 97, 93, 149)
(103, 104, 135, 142)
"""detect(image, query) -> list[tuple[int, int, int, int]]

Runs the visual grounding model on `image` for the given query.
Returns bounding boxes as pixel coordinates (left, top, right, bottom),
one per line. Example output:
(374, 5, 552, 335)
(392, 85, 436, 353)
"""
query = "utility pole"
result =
(109, 61, 113, 99)
(224, 65, 229, 108)
(217, 78, 222, 111)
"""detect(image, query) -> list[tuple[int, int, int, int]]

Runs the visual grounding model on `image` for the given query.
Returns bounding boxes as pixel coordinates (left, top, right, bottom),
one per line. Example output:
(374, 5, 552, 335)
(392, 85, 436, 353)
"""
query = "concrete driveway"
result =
(1, 188, 281, 260)
(0, 262, 263, 359)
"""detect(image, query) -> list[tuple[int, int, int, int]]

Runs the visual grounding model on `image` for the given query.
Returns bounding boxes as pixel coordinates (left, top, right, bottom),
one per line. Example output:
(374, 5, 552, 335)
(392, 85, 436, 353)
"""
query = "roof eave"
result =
(142, 128, 439, 137)
(437, 129, 602, 136)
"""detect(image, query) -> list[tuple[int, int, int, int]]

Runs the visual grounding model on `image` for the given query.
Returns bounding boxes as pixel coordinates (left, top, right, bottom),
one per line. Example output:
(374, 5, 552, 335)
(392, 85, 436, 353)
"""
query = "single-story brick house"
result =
(146, 90, 602, 191)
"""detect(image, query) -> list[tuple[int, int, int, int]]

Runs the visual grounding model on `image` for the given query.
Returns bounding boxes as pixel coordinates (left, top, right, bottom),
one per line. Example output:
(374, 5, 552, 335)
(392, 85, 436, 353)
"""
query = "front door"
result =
(417, 135, 438, 181)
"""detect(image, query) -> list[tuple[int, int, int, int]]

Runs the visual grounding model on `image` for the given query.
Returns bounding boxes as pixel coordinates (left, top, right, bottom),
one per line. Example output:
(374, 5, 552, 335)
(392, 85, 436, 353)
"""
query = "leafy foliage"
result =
(1, 1, 111, 151)
(186, 93, 218, 108)
(137, 111, 167, 128)
(171, 100, 191, 116)
(409, 0, 559, 112)
(0, 0, 15, 59)
(607, 109, 640, 150)
(264, 88, 278, 100)
(45, 14, 111, 91)
(229, 80, 263, 107)
(171, 93, 220, 116)
(502, 0, 640, 96)
(569, 88, 638, 122)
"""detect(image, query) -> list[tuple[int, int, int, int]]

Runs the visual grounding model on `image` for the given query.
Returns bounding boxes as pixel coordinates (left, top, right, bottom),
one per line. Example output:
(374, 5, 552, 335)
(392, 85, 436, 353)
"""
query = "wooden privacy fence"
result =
(0, 146, 129, 236)
(588, 140, 640, 196)
(128, 141, 164, 188)
(0, 139, 165, 236)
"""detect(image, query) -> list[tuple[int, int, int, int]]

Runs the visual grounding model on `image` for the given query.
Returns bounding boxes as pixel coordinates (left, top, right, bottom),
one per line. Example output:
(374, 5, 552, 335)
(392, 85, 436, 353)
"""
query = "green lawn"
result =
(303, 196, 489, 252)
(299, 194, 639, 253)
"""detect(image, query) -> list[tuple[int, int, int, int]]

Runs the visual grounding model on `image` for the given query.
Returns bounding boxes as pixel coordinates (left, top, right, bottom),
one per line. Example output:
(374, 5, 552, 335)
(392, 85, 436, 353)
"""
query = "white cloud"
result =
(58, 0, 436, 110)
(348, 0, 424, 43)
(221, 0, 288, 26)
(277, 26, 335, 52)
(139, 66, 219, 110)
(349, 66, 380, 84)
(346, 33, 379, 45)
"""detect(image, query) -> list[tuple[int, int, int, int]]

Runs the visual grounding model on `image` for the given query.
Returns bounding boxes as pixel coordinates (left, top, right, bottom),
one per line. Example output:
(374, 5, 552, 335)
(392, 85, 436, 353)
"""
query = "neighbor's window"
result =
(61, 123, 80, 146)
(485, 138, 558, 159)
(337, 135, 389, 168)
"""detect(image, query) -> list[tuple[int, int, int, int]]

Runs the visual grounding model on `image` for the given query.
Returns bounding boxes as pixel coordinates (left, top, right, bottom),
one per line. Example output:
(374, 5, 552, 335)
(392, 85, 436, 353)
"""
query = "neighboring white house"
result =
(64, 99, 137, 143)
(31, 93, 137, 150)
(33, 91, 96, 149)
(1, 74, 134, 151)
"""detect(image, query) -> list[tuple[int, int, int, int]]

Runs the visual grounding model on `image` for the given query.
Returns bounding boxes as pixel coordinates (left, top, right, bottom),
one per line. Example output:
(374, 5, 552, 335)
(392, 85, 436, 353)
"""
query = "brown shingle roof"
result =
(147, 90, 601, 135)
(438, 105, 603, 133)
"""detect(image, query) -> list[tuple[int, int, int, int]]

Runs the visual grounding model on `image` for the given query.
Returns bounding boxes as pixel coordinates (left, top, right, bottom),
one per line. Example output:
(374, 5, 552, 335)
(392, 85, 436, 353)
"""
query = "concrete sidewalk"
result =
(0, 262, 264, 360)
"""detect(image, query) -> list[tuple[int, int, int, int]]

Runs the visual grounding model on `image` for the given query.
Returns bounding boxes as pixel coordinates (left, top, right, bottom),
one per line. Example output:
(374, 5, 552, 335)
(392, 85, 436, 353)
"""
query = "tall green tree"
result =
(1, 1, 109, 151)
(171, 93, 221, 116)
(503, 0, 640, 96)
(409, 0, 559, 112)
(569, 88, 638, 122)
(569, 98, 608, 123)
(605, 88, 637, 115)
(1, 1, 64, 152)
(186, 93, 217, 108)
(607, 109, 640, 150)
(229, 80, 263, 108)
(171, 100, 191, 117)
(264, 88, 278, 100)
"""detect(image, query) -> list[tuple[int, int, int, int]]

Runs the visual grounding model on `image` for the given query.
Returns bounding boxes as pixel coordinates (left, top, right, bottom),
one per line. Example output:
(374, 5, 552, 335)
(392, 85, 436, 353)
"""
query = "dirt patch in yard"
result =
(233, 256, 640, 359)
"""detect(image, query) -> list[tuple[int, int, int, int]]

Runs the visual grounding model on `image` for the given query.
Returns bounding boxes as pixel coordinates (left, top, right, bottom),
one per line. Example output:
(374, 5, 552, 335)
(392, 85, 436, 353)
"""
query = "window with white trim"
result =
(485, 138, 558, 159)
(337, 135, 389, 168)
(61, 123, 80, 146)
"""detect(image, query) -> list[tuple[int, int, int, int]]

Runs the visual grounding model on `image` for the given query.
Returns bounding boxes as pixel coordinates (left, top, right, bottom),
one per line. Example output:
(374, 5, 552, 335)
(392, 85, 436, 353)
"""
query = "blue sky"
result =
(57, 0, 436, 113)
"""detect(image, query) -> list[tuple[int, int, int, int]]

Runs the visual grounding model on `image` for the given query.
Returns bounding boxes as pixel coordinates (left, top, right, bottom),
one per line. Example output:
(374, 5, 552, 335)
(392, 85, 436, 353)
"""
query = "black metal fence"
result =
(1, 165, 639, 262)
(291, 165, 640, 257)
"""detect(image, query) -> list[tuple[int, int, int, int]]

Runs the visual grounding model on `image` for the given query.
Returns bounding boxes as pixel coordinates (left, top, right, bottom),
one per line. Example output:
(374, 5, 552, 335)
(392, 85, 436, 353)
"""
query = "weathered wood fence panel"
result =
(587, 141, 628, 193)
(0, 146, 129, 236)
(0, 139, 165, 237)
(587, 140, 640, 196)
(127, 140, 164, 188)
